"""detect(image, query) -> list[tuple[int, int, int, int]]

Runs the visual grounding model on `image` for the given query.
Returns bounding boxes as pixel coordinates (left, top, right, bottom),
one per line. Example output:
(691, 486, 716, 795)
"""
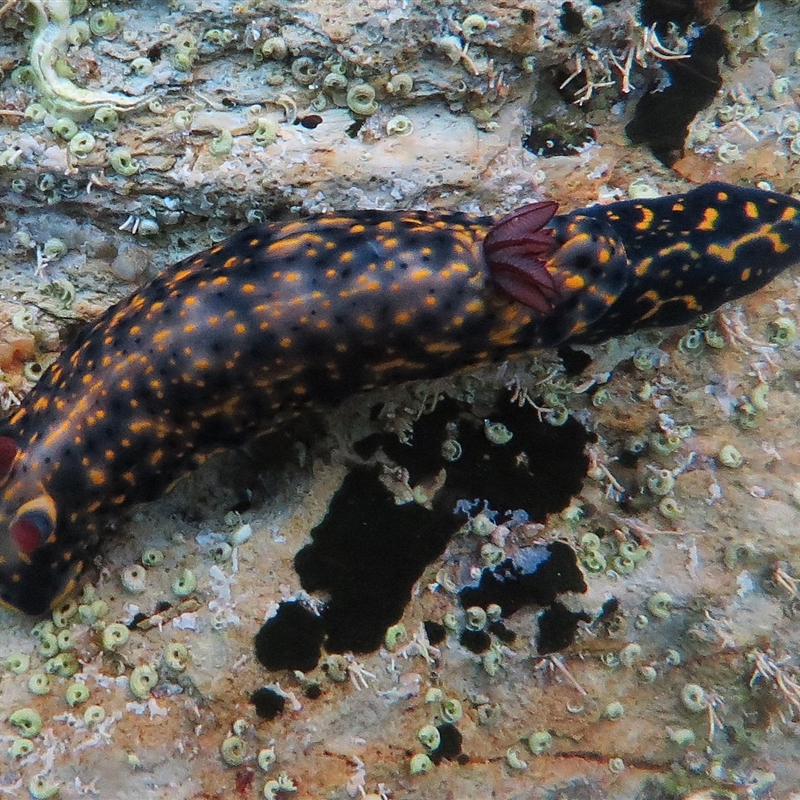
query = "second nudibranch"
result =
(0, 181, 798, 615)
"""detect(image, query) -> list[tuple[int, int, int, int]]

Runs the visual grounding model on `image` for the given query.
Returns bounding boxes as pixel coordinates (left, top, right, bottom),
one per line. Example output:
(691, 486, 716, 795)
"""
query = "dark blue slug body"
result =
(0, 181, 798, 614)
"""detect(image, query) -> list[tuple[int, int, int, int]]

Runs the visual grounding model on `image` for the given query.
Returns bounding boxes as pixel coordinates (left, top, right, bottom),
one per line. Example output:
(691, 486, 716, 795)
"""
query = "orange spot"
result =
(235, 323, 246, 335)
(89, 469, 105, 486)
(280, 337, 292, 348)
(357, 315, 375, 330)
(241, 283, 256, 293)
(394, 311, 412, 324)
(696, 207, 719, 231)
(743, 201, 759, 219)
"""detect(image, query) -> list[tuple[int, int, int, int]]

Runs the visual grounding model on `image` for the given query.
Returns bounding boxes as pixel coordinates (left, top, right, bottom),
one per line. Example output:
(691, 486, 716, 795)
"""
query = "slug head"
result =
(0, 436, 81, 615)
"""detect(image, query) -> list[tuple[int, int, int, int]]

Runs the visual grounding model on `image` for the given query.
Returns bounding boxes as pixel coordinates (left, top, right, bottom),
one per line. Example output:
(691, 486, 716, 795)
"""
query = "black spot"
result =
(294, 468, 456, 653)
(537, 601, 591, 655)
(459, 628, 491, 654)
(639, 0, 703, 32)
(626, 25, 728, 167)
(559, 1, 585, 33)
(431, 723, 463, 764)
(254, 601, 325, 671)
(424, 620, 446, 645)
(557, 346, 592, 376)
(250, 687, 286, 720)
(297, 114, 323, 129)
(460, 543, 587, 617)
(489, 620, 516, 644)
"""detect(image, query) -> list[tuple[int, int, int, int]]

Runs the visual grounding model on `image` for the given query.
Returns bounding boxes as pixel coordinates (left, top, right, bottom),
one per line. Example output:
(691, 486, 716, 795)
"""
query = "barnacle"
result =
(418, 724, 441, 750)
(37, 632, 59, 657)
(527, 731, 552, 755)
(6, 653, 31, 674)
(768, 316, 796, 345)
(658, 497, 683, 519)
(25, 102, 48, 122)
(678, 328, 703, 352)
(88, 10, 118, 38)
(210, 130, 234, 156)
(65, 681, 89, 706)
(384, 623, 407, 650)
(129, 664, 158, 699)
(409, 753, 434, 774)
(619, 643, 643, 667)
(718, 444, 743, 468)
(66, 19, 90, 46)
(142, 548, 164, 566)
(46, 652, 78, 676)
(347, 83, 378, 115)
(172, 51, 195, 72)
(10, 708, 43, 737)
(163, 642, 190, 672)
(386, 114, 413, 136)
(261, 36, 288, 60)
(173, 109, 194, 129)
(56, 629, 73, 650)
(647, 592, 673, 620)
(386, 72, 413, 95)
(28, 673, 51, 695)
(93, 105, 119, 130)
(461, 14, 487, 39)
(440, 698, 463, 723)
(680, 683, 708, 712)
(130, 57, 154, 77)
(10, 738, 35, 758)
(52, 117, 78, 140)
(121, 564, 147, 593)
(172, 568, 197, 596)
(109, 147, 139, 176)
(258, 747, 276, 771)
(291, 56, 318, 86)
(602, 701, 625, 719)
(465, 606, 488, 631)
(484, 420, 512, 444)
(220, 735, 247, 766)
(102, 622, 130, 651)
(28, 777, 60, 800)
(253, 117, 278, 146)
(263, 773, 297, 799)
(647, 469, 675, 496)
(68, 130, 95, 155)
(83, 705, 106, 726)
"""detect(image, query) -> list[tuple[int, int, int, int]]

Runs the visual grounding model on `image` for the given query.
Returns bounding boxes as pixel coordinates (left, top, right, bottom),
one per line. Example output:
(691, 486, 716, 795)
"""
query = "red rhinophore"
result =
(483, 201, 561, 314)
(10, 517, 43, 555)
(0, 436, 17, 481)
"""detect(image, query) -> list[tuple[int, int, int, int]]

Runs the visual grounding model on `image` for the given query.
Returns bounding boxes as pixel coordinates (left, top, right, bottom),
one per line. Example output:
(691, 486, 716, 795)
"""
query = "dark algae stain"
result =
(254, 600, 325, 672)
(294, 466, 456, 654)
(626, 25, 728, 167)
(459, 543, 589, 654)
(459, 543, 587, 615)
(268, 392, 592, 660)
(250, 687, 287, 720)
